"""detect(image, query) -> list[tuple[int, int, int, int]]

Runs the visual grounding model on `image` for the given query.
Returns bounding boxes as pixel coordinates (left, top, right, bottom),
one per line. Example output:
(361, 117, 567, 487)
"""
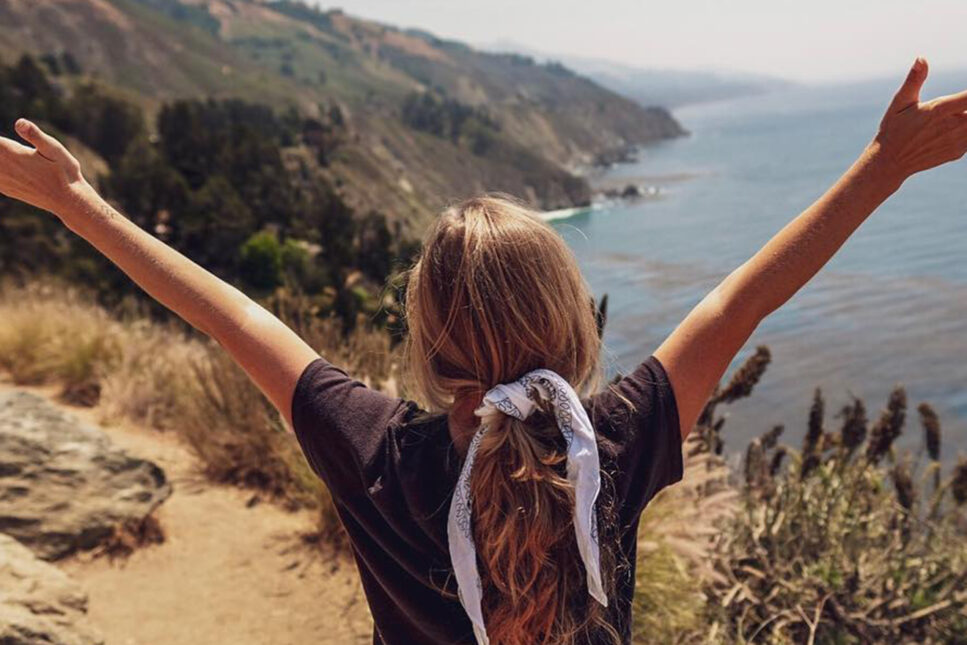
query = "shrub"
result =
(0, 279, 123, 404)
(701, 380, 967, 642)
(240, 230, 284, 290)
(178, 345, 313, 504)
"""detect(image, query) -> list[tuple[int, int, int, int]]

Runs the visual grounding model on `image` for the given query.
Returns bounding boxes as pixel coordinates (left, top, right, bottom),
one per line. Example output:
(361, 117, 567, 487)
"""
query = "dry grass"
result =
(0, 280, 125, 404)
(98, 320, 207, 431)
(0, 278, 394, 549)
(91, 514, 166, 561)
(634, 436, 737, 644)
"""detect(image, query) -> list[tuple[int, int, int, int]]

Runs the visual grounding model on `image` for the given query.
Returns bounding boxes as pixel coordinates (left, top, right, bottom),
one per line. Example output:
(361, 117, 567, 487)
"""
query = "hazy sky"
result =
(312, 0, 967, 82)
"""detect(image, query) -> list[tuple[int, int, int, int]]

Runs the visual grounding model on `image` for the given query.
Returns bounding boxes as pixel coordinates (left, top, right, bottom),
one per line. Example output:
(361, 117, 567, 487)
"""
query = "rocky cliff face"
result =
(0, 391, 171, 561)
(0, 0, 686, 225)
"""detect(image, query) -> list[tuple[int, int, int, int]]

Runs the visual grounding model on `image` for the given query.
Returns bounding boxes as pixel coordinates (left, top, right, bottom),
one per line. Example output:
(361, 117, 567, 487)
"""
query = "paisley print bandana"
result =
(446, 369, 607, 644)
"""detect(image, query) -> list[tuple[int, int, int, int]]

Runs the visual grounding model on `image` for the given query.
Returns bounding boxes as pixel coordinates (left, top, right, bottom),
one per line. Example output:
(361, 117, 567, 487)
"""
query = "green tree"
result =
(240, 231, 284, 291)
(356, 211, 392, 282)
(106, 137, 189, 233)
(176, 175, 256, 274)
(67, 84, 144, 164)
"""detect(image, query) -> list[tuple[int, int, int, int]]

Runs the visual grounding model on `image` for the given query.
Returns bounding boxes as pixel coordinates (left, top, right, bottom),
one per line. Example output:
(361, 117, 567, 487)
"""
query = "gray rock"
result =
(0, 533, 103, 645)
(0, 391, 171, 560)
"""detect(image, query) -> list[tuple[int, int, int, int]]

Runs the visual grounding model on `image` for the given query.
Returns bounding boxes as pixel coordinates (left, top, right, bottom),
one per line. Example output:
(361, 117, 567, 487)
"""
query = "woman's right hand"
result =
(0, 119, 90, 217)
(871, 58, 967, 184)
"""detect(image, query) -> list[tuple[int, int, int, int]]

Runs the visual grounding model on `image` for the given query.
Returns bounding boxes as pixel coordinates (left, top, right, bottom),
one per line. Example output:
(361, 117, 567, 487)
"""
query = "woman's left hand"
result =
(0, 119, 89, 217)
(871, 58, 967, 184)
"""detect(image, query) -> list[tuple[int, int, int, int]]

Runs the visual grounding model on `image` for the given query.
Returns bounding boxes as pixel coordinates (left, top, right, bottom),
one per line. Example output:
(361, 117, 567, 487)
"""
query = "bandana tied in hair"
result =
(447, 369, 607, 645)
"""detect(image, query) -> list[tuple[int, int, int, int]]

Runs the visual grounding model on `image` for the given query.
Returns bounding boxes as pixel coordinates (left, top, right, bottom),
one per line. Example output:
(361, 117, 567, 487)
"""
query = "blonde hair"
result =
(405, 195, 620, 645)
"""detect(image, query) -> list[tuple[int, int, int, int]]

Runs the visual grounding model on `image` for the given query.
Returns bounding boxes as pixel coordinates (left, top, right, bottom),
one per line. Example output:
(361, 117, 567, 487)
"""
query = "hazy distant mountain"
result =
(486, 40, 795, 108)
(0, 0, 687, 224)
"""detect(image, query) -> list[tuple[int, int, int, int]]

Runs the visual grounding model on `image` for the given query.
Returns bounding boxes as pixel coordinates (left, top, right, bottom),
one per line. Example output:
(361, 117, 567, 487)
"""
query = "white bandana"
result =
(446, 369, 607, 645)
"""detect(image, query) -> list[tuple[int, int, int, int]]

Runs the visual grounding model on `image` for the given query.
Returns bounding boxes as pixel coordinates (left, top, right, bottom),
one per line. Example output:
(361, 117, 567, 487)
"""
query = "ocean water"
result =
(551, 71, 967, 460)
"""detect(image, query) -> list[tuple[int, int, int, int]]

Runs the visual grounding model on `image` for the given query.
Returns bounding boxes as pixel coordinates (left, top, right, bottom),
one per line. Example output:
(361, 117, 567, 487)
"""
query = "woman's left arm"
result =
(0, 119, 320, 428)
(656, 57, 967, 439)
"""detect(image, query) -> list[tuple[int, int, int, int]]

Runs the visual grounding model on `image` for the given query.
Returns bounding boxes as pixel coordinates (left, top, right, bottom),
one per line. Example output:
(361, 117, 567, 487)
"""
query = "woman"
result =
(1, 58, 966, 644)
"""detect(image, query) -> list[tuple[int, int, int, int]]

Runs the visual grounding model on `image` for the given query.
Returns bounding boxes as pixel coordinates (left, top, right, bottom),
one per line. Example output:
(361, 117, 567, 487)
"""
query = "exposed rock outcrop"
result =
(0, 533, 103, 645)
(0, 391, 171, 560)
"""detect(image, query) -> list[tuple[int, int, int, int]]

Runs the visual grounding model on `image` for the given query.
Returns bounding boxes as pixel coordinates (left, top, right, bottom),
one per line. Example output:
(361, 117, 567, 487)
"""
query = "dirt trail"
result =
(0, 381, 373, 645)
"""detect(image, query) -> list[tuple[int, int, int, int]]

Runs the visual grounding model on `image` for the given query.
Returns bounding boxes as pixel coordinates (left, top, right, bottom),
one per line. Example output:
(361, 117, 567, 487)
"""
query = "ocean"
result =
(551, 71, 967, 461)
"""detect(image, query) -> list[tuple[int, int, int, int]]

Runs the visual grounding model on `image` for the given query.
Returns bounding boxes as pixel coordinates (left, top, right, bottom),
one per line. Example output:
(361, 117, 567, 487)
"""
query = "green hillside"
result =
(0, 0, 685, 228)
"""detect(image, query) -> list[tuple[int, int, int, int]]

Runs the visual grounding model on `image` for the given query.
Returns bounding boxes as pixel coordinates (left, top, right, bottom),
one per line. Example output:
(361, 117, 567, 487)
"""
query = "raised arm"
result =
(655, 57, 967, 439)
(0, 119, 319, 428)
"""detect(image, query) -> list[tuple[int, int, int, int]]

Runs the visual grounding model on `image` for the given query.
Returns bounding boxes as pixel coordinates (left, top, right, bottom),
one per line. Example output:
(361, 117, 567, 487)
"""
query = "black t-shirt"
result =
(290, 356, 684, 645)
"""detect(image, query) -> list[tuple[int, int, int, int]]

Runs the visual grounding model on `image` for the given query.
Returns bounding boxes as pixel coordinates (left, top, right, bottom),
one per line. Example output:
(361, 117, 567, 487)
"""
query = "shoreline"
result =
(545, 131, 700, 223)
(540, 204, 595, 221)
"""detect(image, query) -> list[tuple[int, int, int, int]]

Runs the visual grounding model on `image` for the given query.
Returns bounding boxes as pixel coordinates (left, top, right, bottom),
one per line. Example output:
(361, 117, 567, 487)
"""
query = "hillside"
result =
(0, 0, 685, 227)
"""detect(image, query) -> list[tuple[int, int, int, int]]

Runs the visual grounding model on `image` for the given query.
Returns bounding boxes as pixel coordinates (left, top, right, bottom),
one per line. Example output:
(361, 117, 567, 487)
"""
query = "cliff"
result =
(0, 0, 685, 227)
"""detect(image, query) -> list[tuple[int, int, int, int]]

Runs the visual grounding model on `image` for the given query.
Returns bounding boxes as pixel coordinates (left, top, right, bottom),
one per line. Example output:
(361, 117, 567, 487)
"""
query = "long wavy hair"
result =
(404, 195, 621, 645)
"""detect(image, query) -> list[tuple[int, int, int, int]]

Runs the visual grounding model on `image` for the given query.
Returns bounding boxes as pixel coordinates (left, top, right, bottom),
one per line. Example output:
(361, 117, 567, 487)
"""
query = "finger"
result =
(889, 57, 929, 113)
(933, 89, 967, 115)
(14, 119, 70, 163)
(0, 135, 33, 158)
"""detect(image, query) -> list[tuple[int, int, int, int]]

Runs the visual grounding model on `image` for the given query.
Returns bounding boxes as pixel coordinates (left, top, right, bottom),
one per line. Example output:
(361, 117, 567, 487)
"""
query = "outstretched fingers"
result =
(0, 134, 33, 159)
(932, 89, 967, 115)
(14, 119, 70, 164)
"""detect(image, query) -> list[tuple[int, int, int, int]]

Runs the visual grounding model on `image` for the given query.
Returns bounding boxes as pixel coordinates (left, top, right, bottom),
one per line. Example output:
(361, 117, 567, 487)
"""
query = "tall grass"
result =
(630, 351, 762, 643)
(0, 278, 394, 547)
(689, 357, 967, 643)
(0, 281, 125, 404)
(633, 437, 736, 643)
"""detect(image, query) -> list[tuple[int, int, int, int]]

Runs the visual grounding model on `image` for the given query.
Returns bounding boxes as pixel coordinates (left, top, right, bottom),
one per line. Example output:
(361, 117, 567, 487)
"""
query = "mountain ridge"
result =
(484, 38, 795, 108)
(0, 0, 687, 227)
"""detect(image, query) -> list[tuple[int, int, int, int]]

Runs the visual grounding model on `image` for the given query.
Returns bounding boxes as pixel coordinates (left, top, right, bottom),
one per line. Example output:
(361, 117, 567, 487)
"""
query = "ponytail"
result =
(470, 409, 620, 645)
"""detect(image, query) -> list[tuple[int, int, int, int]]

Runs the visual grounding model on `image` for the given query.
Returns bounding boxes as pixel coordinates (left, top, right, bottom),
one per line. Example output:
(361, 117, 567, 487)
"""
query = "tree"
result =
(356, 211, 392, 282)
(176, 175, 256, 274)
(66, 84, 144, 164)
(107, 137, 190, 234)
(240, 231, 284, 291)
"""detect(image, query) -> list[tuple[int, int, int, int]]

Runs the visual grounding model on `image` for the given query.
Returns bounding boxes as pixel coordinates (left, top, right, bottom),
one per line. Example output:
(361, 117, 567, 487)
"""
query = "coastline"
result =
(544, 155, 699, 222)
(541, 204, 595, 221)
(545, 117, 698, 223)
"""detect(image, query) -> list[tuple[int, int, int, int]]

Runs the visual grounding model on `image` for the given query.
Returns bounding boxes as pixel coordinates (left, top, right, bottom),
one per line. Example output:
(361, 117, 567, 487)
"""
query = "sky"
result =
(311, 0, 967, 83)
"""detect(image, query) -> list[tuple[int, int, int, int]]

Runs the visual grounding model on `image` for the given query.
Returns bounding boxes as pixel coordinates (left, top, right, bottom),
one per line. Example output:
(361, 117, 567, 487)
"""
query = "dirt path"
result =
(1, 381, 373, 645)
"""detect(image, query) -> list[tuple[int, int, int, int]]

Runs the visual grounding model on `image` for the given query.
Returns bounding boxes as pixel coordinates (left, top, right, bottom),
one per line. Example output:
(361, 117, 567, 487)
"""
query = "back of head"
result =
(405, 196, 619, 644)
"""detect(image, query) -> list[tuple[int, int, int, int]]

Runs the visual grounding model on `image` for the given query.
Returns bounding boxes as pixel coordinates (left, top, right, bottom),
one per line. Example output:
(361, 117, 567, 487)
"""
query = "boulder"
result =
(0, 391, 171, 560)
(0, 533, 103, 645)
(621, 183, 642, 198)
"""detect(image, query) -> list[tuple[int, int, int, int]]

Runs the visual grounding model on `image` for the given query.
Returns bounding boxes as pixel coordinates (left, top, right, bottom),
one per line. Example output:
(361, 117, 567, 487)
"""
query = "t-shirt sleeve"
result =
(289, 357, 410, 502)
(588, 355, 684, 524)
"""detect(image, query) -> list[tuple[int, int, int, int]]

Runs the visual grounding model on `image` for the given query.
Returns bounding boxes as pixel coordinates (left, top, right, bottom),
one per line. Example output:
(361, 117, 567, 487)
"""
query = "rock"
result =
(0, 391, 171, 561)
(0, 533, 103, 645)
(621, 184, 641, 198)
(592, 144, 639, 168)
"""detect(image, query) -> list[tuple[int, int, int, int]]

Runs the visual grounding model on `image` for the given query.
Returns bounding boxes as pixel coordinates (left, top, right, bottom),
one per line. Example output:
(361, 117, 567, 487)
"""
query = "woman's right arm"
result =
(0, 119, 320, 428)
(655, 58, 967, 440)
